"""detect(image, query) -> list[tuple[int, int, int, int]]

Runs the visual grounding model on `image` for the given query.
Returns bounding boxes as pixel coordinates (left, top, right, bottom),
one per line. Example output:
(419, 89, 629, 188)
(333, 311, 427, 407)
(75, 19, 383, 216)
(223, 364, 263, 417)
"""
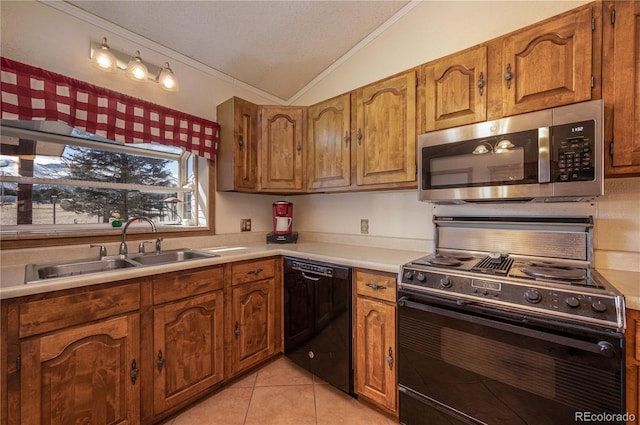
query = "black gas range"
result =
(397, 216, 626, 425)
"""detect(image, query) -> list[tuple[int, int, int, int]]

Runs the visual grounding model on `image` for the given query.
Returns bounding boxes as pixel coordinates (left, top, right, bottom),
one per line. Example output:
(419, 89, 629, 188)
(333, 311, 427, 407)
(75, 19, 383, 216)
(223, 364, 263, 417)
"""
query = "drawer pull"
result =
(130, 359, 139, 385)
(247, 268, 263, 275)
(366, 283, 387, 290)
(157, 350, 165, 372)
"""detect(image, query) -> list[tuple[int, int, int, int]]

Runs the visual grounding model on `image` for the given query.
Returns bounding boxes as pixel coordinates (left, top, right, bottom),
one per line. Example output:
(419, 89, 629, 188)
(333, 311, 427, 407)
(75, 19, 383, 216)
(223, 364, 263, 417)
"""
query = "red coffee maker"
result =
(267, 201, 298, 243)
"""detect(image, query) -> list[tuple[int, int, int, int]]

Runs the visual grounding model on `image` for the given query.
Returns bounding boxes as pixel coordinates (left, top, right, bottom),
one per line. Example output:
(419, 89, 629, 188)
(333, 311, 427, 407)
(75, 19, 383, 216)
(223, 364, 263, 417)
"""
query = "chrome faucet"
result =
(119, 216, 157, 257)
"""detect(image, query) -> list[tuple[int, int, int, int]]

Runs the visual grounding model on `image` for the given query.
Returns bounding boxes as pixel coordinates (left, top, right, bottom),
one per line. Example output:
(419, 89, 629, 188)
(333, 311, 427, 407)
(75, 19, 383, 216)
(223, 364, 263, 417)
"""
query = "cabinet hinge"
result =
(609, 141, 614, 157)
(16, 353, 21, 371)
(591, 16, 596, 31)
(611, 7, 615, 25)
(591, 75, 595, 88)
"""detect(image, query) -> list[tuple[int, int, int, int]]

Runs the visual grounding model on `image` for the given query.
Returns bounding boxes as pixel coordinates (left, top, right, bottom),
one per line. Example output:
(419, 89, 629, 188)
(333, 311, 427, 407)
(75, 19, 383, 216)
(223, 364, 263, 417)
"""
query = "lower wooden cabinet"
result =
(152, 291, 224, 415)
(626, 309, 640, 425)
(354, 269, 397, 415)
(20, 313, 140, 425)
(227, 258, 280, 376)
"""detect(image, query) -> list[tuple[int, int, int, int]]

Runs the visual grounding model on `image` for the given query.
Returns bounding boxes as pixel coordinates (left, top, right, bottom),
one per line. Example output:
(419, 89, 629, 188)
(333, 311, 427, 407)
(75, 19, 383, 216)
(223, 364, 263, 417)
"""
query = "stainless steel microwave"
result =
(418, 100, 603, 204)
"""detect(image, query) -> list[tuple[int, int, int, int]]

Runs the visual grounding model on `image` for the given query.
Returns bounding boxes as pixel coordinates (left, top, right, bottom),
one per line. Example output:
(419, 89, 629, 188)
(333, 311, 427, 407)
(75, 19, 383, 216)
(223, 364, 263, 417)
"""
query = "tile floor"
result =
(162, 356, 398, 425)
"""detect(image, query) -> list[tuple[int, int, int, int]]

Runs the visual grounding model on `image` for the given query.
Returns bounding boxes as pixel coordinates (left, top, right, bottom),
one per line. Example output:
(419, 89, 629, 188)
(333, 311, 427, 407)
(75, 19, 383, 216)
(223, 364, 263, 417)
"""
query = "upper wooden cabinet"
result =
(604, 0, 640, 176)
(216, 97, 259, 192)
(259, 106, 306, 192)
(423, 46, 488, 131)
(307, 94, 352, 190)
(496, 6, 594, 117)
(354, 71, 417, 187)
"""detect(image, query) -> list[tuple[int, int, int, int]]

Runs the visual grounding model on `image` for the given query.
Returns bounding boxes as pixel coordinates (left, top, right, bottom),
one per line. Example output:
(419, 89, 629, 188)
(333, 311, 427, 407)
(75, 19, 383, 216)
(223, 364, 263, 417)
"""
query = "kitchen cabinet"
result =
(493, 6, 594, 118)
(151, 268, 224, 416)
(226, 258, 281, 377)
(603, 0, 640, 177)
(354, 71, 417, 188)
(626, 309, 640, 425)
(423, 46, 487, 131)
(307, 94, 352, 190)
(3, 282, 142, 425)
(259, 106, 306, 192)
(216, 97, 259, 192)
(354, 269, 397, 415)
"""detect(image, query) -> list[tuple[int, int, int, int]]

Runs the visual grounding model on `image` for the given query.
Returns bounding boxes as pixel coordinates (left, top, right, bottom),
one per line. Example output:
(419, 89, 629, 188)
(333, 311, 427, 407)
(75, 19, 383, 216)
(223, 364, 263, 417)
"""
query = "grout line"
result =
(242, 373, 257, 425)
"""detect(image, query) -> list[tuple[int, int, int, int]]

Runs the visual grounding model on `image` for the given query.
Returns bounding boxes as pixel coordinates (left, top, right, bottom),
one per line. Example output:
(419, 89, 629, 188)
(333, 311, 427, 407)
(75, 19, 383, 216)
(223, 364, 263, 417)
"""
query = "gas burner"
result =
(521, 266, 586, 281)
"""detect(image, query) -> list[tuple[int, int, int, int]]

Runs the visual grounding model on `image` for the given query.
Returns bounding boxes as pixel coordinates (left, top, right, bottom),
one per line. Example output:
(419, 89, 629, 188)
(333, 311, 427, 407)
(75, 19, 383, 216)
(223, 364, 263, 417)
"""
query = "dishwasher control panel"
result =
(291, 260, 334, 277)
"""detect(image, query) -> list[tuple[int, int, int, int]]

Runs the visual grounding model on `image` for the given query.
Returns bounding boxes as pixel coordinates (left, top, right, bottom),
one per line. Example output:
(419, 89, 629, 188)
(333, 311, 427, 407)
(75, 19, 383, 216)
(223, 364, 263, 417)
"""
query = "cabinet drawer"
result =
(19, 283, 140, 338)
(355, 269, 397, 302)
(153, 266, 224, 304)
(231, 258, 276, 286)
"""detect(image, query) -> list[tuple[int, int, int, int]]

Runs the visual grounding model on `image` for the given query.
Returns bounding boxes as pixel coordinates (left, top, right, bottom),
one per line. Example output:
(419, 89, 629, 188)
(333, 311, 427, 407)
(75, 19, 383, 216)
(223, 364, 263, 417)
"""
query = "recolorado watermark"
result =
(575, 411, 636, 422)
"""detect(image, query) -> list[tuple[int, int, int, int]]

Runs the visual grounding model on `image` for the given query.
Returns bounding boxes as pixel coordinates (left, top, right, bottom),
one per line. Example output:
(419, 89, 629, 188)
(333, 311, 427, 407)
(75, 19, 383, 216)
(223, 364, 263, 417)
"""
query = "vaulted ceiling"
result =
(66, 1, 412, 102)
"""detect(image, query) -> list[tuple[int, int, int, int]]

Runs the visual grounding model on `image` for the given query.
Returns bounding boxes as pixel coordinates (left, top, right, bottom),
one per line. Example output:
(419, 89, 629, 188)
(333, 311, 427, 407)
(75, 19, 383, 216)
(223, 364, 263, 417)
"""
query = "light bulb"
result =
(125, 51, 149, 81)
(91, 38, 117, 72)
(157, 63, 179, 91)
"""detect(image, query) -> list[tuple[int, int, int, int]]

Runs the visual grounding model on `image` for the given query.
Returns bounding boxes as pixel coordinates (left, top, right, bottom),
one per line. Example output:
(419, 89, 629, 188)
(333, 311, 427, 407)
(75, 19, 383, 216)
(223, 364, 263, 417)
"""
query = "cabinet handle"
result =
(238, 135, 244, 149)
(357, 128, 362, 145)
(385, 347, 393, 370)
(234, 321, 240, 339)
(504, 63, 513, 89)
(247, 268, 263, 275)
(344, 131, 349, 147)
(157, 350, 165, 372)
(366, 283, 387, 290)
(130, 359, 139, 385)
(476, 72, 485, 96)
(296, 144, 302, 153)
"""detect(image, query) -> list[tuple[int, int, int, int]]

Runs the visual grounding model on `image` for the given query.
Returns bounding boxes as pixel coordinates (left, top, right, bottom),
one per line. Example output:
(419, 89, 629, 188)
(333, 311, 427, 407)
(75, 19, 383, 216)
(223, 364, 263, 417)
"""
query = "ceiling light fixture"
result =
(91, 37, 117, 72)
(89, 38, 179, 91)
(125, 51, 149, 82)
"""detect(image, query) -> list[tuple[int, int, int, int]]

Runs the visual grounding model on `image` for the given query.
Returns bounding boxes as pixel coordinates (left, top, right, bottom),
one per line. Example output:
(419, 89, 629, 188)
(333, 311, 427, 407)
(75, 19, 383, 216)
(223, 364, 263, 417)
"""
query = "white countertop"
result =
(0, 242, 426, 300)
(2, 241, 637, 313)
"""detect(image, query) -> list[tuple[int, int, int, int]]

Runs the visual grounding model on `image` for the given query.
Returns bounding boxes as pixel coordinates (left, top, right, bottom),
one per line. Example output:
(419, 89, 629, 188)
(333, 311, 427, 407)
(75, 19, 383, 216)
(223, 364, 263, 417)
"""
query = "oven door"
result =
(397, 293, 625, 425)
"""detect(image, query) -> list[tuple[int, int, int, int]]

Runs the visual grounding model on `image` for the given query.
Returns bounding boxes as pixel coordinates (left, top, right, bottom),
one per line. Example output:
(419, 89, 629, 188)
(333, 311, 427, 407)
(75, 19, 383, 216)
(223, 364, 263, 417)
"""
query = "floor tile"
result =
(314, 382, 394, 425)
(171, 387, 253, 425)
(244, 385, 316, 425)
(254, 356, 314, 387)
(228, 371, 257, 389)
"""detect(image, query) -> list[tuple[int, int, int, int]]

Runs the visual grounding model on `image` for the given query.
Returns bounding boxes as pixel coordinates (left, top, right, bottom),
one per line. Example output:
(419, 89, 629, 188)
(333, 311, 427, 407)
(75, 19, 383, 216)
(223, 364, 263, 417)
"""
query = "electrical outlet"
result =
(240, 218, 251, 232)
(360, 219, 369, 235)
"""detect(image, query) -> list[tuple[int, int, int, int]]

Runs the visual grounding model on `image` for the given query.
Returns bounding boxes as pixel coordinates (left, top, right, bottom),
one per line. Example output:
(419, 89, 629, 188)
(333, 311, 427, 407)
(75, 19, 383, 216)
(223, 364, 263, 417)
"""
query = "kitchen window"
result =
(0, 123, 208, 234)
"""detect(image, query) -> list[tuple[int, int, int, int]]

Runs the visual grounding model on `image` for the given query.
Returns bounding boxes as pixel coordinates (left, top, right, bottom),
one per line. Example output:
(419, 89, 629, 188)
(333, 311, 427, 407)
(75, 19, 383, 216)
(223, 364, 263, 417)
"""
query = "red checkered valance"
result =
(0, 57, 218, 160)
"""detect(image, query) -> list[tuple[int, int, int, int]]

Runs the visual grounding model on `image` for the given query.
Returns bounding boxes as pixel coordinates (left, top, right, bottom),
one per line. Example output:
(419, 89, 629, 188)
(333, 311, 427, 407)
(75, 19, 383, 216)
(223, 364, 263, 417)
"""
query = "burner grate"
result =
(472, 256, 513, 275)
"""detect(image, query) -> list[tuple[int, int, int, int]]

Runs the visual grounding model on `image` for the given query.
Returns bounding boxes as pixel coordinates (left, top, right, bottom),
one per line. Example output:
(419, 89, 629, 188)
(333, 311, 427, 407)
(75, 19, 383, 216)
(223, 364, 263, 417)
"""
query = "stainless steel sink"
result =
(25, 257, 138, 283)
(129, 249, 217, 266)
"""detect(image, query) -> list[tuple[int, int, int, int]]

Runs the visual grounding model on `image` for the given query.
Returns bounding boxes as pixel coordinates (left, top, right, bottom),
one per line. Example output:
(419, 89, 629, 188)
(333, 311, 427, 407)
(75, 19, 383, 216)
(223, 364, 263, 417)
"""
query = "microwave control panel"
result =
(551, 120, 595, 182)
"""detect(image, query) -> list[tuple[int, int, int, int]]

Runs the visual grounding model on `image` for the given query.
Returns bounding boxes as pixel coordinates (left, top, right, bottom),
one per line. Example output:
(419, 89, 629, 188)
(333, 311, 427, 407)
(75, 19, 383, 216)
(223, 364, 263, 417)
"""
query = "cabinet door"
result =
(355, 71, 416, 186)
(604, 0, 640, 175)
(424, 46, 487, 131)
(20, 314, 140, 425)
(355, 296, 396, 414)
(153, 291, 224, 415)
(626, 309, 640, 425)
(231, 279, 277, 374)
(259, 106, 306, 192)
(307, 94, 351, 190)
(216, 97, 259, 192)
(500, 7, 593, 116)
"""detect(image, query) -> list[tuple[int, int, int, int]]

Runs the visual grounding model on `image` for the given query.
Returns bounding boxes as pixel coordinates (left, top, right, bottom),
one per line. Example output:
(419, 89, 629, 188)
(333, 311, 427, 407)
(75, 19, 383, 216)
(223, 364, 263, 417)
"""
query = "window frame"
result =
(0, 125, 215, 249)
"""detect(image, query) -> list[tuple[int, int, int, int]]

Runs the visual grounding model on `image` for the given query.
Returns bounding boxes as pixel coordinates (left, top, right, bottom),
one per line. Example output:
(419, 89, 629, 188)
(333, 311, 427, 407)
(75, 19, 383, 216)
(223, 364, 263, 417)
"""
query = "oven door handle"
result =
(397, 296, 618, 358)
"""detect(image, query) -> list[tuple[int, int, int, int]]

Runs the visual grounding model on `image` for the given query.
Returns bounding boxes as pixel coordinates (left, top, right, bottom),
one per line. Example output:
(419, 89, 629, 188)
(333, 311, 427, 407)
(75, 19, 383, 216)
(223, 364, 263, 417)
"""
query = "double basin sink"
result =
(25, 249, 219, 283)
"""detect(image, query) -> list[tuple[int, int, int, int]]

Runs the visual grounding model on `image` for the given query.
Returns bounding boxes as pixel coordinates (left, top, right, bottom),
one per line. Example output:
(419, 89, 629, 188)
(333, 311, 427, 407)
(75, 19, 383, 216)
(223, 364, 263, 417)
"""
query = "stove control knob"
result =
(565, 297, 580, 308)
(440, 277, 452, 288)
(403, 271, 413, 280)
(416, 272, 426, 282)
(591, 300, 607, 313)
(524, 289, 541, 304)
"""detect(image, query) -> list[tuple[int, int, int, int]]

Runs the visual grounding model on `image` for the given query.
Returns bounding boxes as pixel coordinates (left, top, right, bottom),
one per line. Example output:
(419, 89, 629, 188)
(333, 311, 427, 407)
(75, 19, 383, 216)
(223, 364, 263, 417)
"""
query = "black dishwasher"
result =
(284, 257, 353, 395)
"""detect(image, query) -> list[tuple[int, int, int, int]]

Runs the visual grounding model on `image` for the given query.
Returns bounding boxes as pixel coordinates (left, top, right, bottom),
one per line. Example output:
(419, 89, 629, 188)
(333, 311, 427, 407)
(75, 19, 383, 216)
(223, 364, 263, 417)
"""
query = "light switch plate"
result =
(360, 219, 369, 234)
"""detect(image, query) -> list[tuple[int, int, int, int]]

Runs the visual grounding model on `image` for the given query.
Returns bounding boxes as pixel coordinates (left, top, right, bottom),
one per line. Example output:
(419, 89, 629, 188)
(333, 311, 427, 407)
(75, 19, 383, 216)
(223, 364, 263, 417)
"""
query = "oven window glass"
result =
(422, 129, 539, 190)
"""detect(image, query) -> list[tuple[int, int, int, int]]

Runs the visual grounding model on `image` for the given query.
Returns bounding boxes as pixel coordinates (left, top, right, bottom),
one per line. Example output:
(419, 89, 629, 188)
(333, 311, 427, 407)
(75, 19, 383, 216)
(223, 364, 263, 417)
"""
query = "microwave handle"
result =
(538, 127, 551, 183)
